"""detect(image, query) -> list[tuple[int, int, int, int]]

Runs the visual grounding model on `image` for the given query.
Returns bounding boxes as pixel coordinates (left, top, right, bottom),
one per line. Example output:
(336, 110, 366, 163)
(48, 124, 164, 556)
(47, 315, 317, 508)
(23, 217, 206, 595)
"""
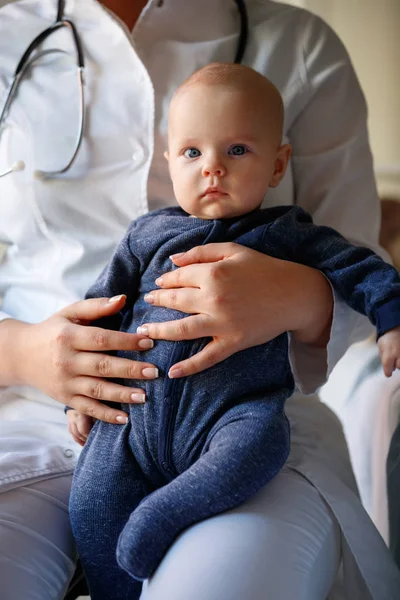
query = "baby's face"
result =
(165, 84, 289, 220)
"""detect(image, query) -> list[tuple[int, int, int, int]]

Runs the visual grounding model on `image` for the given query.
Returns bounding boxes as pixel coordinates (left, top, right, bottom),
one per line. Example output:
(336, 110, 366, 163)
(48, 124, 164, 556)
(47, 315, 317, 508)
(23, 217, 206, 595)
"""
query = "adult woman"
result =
(0, 0, 399, 598)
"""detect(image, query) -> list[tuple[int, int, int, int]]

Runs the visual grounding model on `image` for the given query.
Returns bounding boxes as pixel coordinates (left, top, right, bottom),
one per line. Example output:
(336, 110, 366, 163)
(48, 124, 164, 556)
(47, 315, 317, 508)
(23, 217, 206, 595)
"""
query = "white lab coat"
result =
(0, 0, 399, 597)
(321, 337, 400, 546)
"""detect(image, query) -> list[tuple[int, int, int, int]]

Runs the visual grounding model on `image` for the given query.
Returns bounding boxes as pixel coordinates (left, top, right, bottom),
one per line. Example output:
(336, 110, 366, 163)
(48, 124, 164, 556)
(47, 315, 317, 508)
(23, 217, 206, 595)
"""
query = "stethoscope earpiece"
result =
(33, 170, 48, 181)
(11, 160, 25, 172)
(0, 160, 25, 178)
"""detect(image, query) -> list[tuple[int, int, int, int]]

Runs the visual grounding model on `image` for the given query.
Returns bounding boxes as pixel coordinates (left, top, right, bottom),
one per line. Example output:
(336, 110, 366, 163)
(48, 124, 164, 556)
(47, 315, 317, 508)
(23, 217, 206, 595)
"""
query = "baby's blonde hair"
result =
(170, 62, 284, 143)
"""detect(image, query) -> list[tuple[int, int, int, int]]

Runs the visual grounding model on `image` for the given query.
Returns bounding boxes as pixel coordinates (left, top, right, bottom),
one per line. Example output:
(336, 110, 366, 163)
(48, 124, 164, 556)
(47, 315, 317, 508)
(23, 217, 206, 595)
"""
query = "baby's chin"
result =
(184, 201, 251, 220)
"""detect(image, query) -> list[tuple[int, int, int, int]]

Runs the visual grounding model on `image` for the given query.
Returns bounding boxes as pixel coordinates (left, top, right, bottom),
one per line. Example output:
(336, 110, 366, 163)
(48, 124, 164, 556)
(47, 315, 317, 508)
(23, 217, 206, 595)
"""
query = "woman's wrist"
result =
(287, 264, 334, 348)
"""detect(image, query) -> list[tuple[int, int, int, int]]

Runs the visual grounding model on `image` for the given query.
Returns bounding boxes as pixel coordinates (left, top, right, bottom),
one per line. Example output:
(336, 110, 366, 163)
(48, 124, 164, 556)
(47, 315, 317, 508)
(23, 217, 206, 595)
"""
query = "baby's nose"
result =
(202, 161, 226, 177)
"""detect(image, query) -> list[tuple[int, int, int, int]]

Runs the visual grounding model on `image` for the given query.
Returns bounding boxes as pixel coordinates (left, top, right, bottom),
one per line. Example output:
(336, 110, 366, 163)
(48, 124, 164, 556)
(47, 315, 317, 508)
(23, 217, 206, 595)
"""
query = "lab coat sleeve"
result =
(286, 13, 386, 392)
(0, 244, 12, 322)
(85, 222, 141, 331)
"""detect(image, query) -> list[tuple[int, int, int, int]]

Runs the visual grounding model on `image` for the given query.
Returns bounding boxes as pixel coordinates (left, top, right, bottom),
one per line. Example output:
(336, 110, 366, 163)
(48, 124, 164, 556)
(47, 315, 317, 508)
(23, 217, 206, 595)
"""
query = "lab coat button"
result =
(64, 449, 75, 458)
(132, 147, 144, 163)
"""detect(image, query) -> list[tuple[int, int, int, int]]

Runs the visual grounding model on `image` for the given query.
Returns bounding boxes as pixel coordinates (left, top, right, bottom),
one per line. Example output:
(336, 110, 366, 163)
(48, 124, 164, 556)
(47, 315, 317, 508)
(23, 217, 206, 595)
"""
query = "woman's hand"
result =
(1, 295, 158, 424)
(67, 410, 94, 446)
(139, 243, 333, 377)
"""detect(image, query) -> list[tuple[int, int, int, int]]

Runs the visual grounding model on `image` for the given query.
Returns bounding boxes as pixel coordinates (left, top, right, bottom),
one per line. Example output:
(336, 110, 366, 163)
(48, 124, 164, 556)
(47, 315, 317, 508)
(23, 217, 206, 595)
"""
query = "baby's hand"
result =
(378, 326, 400, 377)
(67, 410, 95, 446)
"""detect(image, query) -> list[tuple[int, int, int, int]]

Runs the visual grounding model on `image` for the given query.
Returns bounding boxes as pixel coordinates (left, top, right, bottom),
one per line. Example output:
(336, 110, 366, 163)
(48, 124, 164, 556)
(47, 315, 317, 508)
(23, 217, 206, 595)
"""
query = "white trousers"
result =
(142, 467, 342, 600)
(0, 475, 76, 600)
(1, 393, 398, 600)
(0, 468, 341, 600)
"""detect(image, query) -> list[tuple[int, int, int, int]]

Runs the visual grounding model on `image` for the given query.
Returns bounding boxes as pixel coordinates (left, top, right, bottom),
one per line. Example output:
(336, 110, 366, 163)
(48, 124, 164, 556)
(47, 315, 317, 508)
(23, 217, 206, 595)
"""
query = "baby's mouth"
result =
(202, 186, 228, 197)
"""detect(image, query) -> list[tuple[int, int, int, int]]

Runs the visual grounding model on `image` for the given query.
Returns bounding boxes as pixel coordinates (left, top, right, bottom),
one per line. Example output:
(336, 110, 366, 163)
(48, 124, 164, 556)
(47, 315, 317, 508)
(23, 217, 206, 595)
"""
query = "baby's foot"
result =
(117, 505, 179, 581)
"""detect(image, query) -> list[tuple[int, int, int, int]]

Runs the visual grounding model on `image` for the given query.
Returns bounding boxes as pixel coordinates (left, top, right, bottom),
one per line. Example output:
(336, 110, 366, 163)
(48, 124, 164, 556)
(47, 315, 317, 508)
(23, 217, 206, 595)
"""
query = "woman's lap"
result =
(0, 397, 346, 600)
(0, 474, 76, 600)
(142, 466, 341, 600)
(0, 468, 341, 600)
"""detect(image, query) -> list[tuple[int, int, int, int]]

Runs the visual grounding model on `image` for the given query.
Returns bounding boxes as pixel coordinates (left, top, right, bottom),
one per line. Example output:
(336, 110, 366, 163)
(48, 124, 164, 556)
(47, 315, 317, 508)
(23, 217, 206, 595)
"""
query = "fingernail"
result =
(144, 293, 154, 304)
(131, 393, 146, 403)
(170, 253, 185, 260)
(137, 326, 149, 335)
(169, 367, 182, 379)
(155, 277, 163, 286)
(142, 367, 159, 379)
(138, 338, 154, 350)
(108, 294, 124, 303)
(116, 415, 129, 424)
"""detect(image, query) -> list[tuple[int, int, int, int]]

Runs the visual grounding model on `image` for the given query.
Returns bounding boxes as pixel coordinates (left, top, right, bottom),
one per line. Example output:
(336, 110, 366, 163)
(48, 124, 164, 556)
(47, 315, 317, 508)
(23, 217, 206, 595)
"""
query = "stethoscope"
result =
(0, 0, 248, 180)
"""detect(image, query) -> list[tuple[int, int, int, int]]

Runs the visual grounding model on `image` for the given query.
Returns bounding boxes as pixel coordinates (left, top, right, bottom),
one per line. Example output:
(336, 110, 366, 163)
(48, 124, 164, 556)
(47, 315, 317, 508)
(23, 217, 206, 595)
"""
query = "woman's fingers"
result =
(16, 302, 160, 424)
(154, 263, 205, 289)
(144, 287, 202, 314)
(59, 295, 128, 324)
(170, 242, 237, 266)
(68, 324, 154, 352)
(74, 376, 150, 405)
(72, 352, 159, 381)
(137, 315, 212, 341)
(168, 339, 233, 378)
(68, 395, 131, 423)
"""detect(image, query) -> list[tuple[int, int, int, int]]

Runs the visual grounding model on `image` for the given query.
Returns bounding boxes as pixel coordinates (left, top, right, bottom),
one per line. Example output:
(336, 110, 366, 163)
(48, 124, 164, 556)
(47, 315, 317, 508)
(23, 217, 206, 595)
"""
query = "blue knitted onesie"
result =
(69, 206, 400, 600)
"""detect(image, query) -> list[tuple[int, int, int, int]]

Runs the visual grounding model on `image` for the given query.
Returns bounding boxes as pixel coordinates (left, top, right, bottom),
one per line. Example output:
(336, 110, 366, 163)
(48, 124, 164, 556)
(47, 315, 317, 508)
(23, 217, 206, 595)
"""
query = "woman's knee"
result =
(142, 468, 341, 600)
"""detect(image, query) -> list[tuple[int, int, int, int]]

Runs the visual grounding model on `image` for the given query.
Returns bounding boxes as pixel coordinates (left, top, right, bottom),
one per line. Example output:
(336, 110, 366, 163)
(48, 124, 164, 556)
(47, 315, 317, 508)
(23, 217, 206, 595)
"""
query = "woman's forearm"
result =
(289, 264, 334, 349)
(0, 318, 32, 386)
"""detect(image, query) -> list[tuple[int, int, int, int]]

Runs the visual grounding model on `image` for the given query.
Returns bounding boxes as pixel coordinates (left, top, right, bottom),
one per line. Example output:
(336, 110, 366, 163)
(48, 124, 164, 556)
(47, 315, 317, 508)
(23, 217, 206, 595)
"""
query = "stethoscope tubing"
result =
(15, 19, 85, 76)
(0, 0, 247, 179)
(234, 0, 248, 65)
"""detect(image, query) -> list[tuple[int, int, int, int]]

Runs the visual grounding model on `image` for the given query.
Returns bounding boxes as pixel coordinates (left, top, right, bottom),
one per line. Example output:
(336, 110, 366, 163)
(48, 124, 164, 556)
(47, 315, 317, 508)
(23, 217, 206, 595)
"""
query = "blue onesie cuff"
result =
(374, 297, 400, 339)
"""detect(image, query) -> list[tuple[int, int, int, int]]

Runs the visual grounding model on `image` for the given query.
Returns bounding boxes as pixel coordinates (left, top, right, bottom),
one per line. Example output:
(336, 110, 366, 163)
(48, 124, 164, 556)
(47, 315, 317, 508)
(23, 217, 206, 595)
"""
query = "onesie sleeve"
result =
(265, 207, 400, 340)
(85, 222, 141, 332)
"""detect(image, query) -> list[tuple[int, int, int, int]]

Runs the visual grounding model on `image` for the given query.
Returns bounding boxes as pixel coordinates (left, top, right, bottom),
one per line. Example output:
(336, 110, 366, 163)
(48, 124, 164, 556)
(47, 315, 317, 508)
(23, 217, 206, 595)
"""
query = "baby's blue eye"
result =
(229, 145, 248, 156)
(184, 148, 201, 158)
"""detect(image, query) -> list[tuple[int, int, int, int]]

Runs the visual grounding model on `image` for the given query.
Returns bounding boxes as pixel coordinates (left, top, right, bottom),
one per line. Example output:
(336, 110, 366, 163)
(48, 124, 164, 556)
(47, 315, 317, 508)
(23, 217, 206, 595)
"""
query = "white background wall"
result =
(278, 0, 400, 198)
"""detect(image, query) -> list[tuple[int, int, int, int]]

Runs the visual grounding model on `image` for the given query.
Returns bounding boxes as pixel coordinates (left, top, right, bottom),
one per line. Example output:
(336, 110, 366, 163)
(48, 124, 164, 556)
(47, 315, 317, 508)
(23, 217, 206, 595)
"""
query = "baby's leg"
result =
(117, 404, 289, 581)
(69, 420, 147, 600)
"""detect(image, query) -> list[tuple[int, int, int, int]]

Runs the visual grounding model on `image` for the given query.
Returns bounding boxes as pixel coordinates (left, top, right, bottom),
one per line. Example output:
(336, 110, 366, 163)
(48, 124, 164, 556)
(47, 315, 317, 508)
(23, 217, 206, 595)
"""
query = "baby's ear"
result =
(269, 144, 292, 188)
(164, 151, 169, 161)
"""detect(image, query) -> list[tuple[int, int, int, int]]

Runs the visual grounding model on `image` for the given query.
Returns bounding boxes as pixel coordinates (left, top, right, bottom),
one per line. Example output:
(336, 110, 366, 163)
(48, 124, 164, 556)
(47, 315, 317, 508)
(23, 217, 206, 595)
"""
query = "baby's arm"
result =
(264, 206, 400, 374)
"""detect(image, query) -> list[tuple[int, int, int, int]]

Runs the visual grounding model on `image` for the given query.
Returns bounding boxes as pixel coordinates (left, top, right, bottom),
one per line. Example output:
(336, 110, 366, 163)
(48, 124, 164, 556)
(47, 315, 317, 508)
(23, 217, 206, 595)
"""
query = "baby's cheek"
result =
(174, 181, 197, 213)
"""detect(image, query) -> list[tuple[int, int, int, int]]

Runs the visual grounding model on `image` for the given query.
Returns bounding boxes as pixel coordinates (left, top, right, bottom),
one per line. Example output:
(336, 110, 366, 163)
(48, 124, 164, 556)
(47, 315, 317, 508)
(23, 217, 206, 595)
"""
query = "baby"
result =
(68, 63, 400, 599)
